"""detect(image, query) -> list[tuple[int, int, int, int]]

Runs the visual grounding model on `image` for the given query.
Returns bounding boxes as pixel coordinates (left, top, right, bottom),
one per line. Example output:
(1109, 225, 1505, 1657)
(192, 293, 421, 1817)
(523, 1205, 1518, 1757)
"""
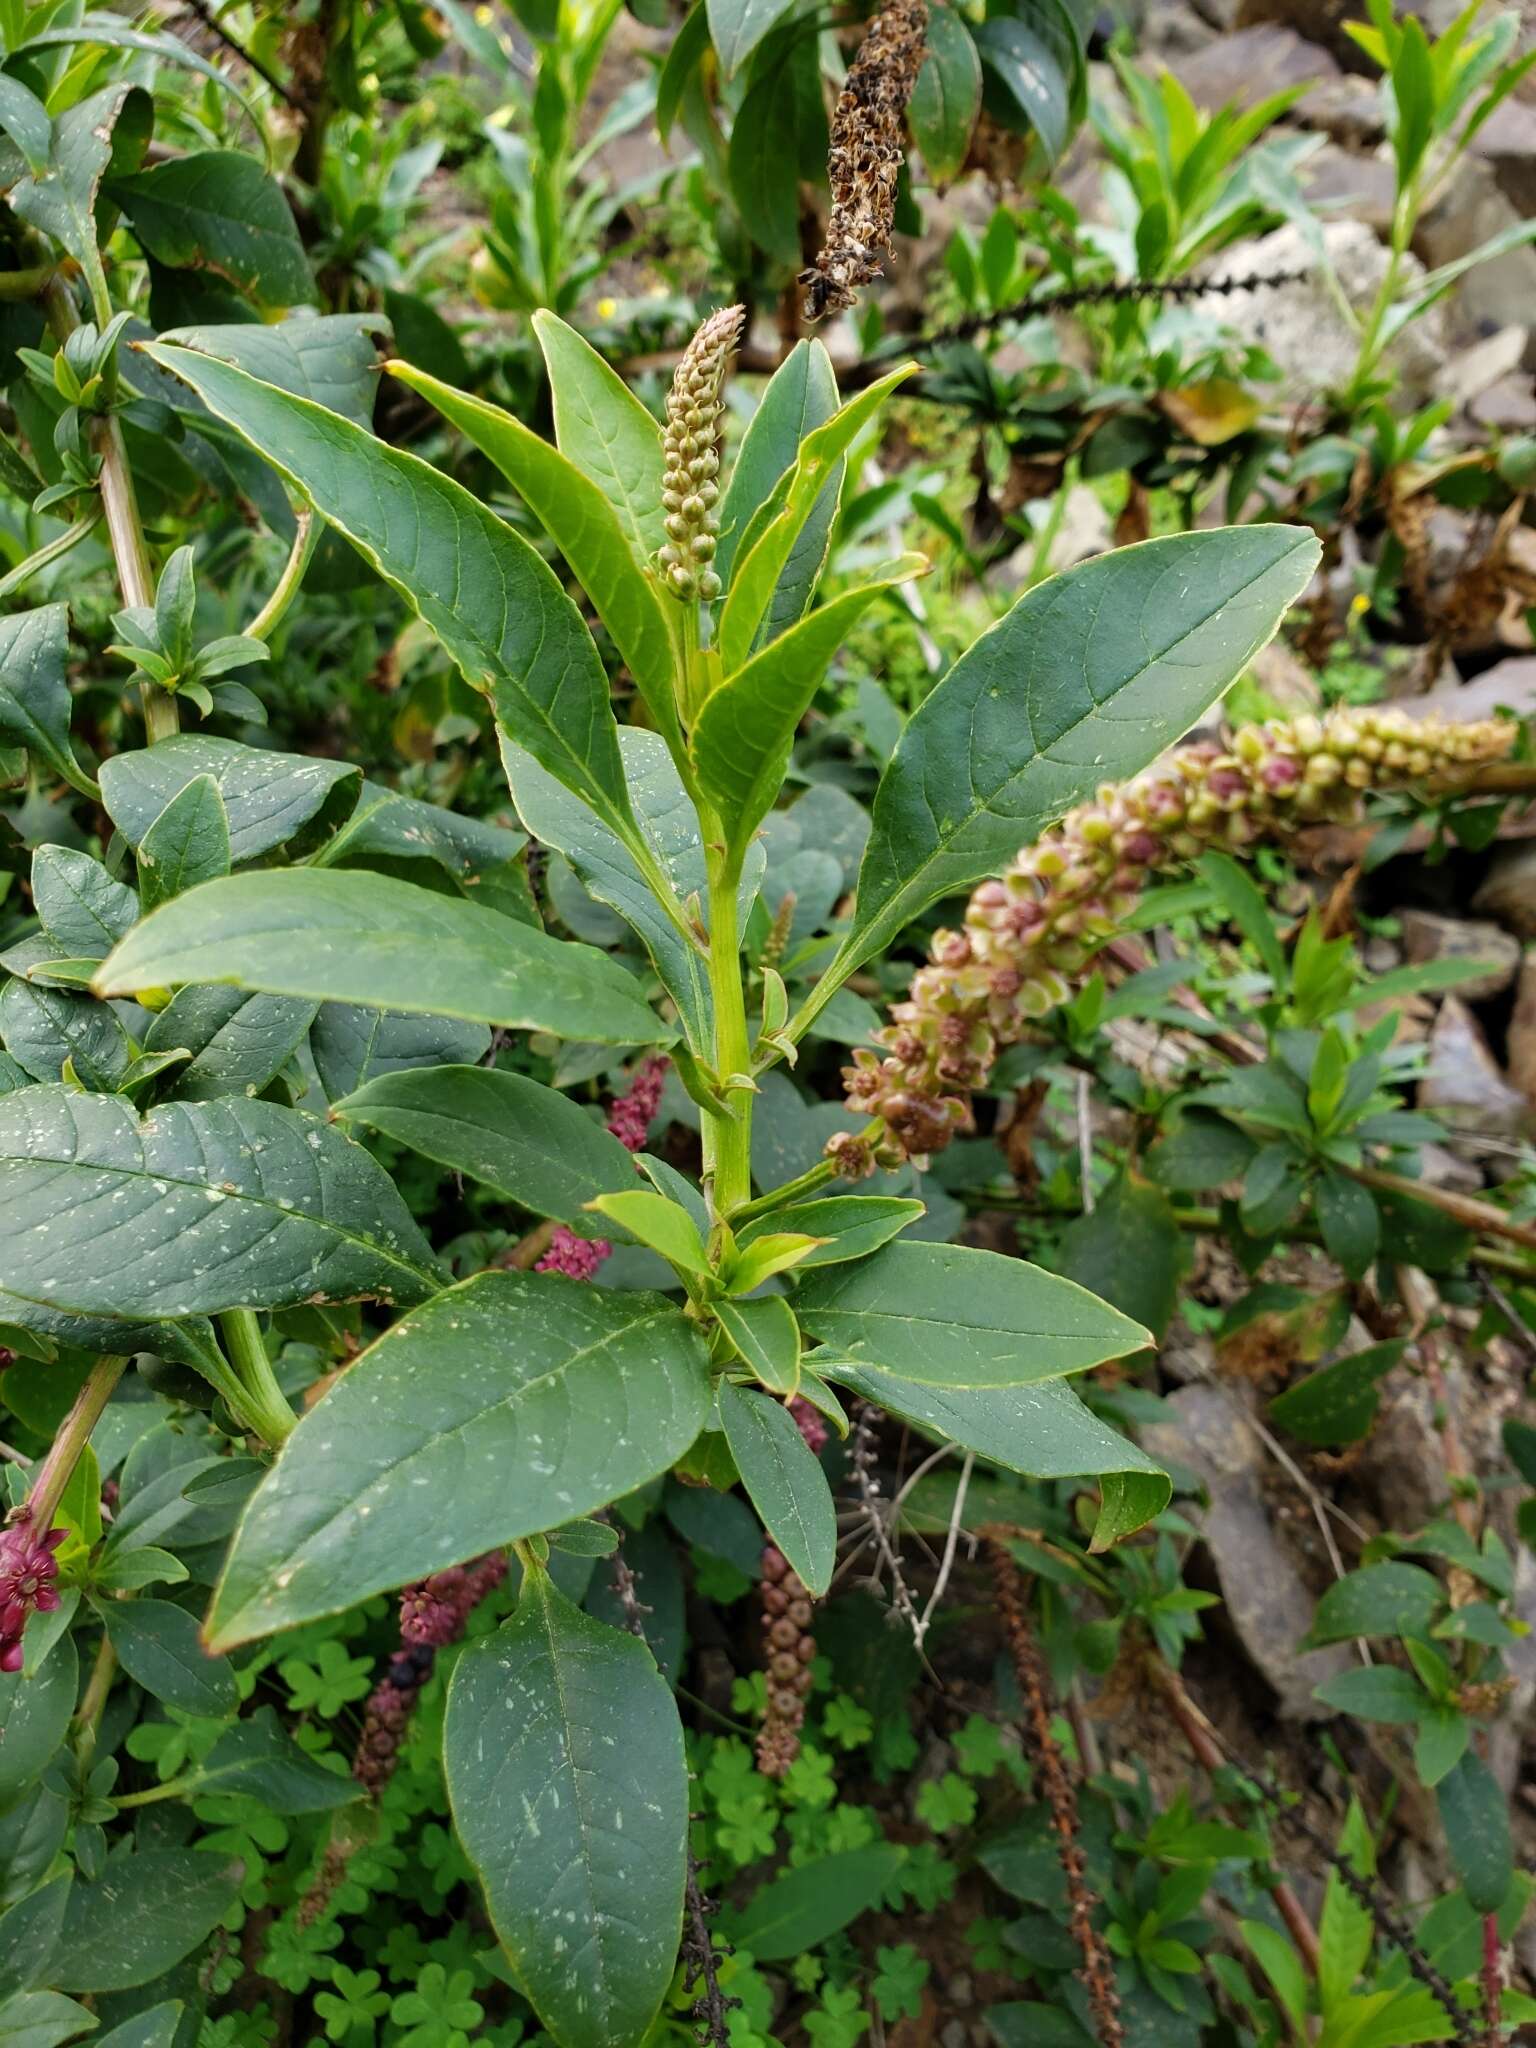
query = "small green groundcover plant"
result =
(0, 217, 1324, 2035)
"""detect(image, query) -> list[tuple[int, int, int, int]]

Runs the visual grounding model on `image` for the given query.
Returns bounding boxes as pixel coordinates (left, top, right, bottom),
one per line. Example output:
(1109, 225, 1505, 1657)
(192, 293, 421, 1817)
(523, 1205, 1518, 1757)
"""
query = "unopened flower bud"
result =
(655, 306, 744, 602)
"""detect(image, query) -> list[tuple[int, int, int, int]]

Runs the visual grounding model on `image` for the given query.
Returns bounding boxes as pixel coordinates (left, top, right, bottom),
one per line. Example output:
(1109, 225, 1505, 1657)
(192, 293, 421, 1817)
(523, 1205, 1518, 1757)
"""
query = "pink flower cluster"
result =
(0, 1518, 64, 1674)
(399, 1551, 510, 1650)
(536, 1057, 669, 1280)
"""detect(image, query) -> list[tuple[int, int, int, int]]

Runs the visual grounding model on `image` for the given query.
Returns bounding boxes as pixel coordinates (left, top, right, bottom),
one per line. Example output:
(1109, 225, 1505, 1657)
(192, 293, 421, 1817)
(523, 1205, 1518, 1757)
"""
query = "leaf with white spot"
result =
(446, 1567, 688, 2048)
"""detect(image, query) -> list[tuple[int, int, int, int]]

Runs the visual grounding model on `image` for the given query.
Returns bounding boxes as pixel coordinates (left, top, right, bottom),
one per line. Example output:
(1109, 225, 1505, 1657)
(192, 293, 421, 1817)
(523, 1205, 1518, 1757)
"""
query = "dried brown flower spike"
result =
(656, 304, 746, 601)
(802, 0, 929, 320)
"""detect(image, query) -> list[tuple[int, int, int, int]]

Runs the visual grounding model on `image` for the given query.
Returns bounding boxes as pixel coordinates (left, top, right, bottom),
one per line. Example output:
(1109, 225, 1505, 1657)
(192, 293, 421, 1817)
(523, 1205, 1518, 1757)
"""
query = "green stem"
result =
(0, 512, 99, 601)
(701, 824, 753, 1218)
(246, 507, 318, 641)
(24, 1353, 128, 1529)
(218, 1311, 298, 1447)
(113, 1770, 209, 1810)
(728, 1154, 841, 1224)
(1342, 179, 1418, 408)
(73, 1635, 117, 1772)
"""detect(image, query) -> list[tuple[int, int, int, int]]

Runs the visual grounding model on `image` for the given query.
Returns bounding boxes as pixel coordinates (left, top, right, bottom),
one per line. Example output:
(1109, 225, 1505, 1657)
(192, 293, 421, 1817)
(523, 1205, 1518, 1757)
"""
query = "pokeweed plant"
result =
(0, 241, 1320, 2034)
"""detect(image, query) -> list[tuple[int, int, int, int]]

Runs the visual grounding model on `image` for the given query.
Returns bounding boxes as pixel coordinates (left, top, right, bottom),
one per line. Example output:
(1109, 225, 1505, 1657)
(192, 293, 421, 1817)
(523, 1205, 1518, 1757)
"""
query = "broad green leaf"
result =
(54, 1850, 242, 1992)
(657, 0, 710, 139)
(135, 774, 231, 909)
(142, 987, 316, 1101)
(0, 1874, 70, 1998)
(30, 849, 136, 961)
(389, 363, 682, 756)
(717, 1381, 833, 1593)
(113, 151, 312, 308)
(0, 77, 49, 178)
(309, 1006, 490, 1101)
(796, 1240, 1147, 1387)
(0, 606, 92, 796)
(0, 1637, 75, 1813)
(0, 1990, 94, 2048)
(0, 1295, 222, 1382)
(140, 343, 638, 843)
(95, 868, 668, 1046)
(1413, 1705, 1469, 1789)
(910, 5, 983, 182)
(503, 726, 760, 1054)
(1268, 1340, 1404, 1448)
(729, 1845, 906, 1960)
(1054, 1172, 1182, 1342)
(93, 2005, 183, 2048)
(29, 15, 263, 129)
(191, 1708, 363, 1812)
(714, 1294, 801, 1392)
(975, 11, 1074, 161)
(0, 1787, 68, 1911)
(727, 37, 825, 267)
(532, 311, 665, 564)
(157, 313, 389, 428)
(819, 1359, 1170, 1544)
(446, 1570, 688, 2047)
(0, 980, 131, 1092)
(707, 0, 798, 76)
(1436, 1753, 1512, 1913)
(207, 1270, 711, 1646)
(1316, 1169, 1381, 1281)
(100, 736, 358, 864)
(1200, 850, 1288, 991)
(719, 366, 917, 672)
(1305, 1562, 1442, 1647)
(0, 1085, 438, 1318)
(100, 1599, 237, 1718)
(693, 561, 922, 851)
(1314, 1665, 1427, 1724)
(10, 83, 150, 294)
(715, 339, 840, 626)
(336, 1065, 638, 1225)
(737, 1196, 924, 1269)
(826, 527, 1320, 1003)
(1145, 1113, 1257, 1191)
(587, 1189, 710, 1276)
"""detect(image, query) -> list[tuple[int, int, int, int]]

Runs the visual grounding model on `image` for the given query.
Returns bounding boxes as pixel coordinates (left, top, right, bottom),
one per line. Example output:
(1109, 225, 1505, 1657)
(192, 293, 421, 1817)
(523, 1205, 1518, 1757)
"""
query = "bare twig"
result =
(681, 1853, 739, 2045)
(914, 1449, 974, 1647)
(847, 1404, 927, 1651)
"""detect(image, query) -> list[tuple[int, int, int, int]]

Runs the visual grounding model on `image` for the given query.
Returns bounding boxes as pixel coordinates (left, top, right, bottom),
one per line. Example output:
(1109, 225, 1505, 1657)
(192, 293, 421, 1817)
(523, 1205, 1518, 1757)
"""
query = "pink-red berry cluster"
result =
(757, 1545, 816, 1779)
(841, 707, 1516, 1168)
(536, 1057, 670, 1280)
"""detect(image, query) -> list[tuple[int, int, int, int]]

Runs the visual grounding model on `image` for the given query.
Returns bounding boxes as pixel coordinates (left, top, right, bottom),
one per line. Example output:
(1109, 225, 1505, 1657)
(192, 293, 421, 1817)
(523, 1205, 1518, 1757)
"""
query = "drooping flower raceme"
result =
(841, 708, 1517, 1168)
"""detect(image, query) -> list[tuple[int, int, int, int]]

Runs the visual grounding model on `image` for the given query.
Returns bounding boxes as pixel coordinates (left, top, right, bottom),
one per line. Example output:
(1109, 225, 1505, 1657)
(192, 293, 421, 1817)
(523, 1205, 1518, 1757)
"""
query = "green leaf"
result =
(93, 2004, 183, 2048)
(975, 11, 1073, 160)
(714, 1294, 802, 1392)
(389, 363, 682, 757)
(587, 1188, 710, 1277)
(54, 1850, 242, 1992)
(737, 1196, 924, 1269)
(100, 735, 357, 865)
(207, 1270, 710, 1646)
(10, 83, 150, 296)
(727, 36, 826, 267)
(910, 5, 983, 183)
(0, 1085, 438, 1317)
(831, 527, 1320, 996)
(100, 1599, 237, 1718)
(1314, 1664, 1427, 1725)
(0, 607, 92, 796)
(1306, 1563, 1443, 1647)
(135, 773, 231, 911)
(114, 151, 312, 308)
(319, 782, 527, 896)
(189, 1710, 361, 1811)
(309, 1006, 489, 1101)
(1199, 850, 1288, 993)
(0, 1637, 75, 1813)
(692, 561, 922, 851)
(728, 1845, 907, 1960)
(820, 1360, 1169, 1544)
(719, 367, 916, 672)
(0, 78, 50, 178)
(1146, 1113, 1257, 1191)
(796, 1240, 1148, 1387)
(1413, 1705, 1469, 1789)
(0, 980, 131, 1092)
(1054, 1173, 1182, 1342)
(532, 311, 665, 565)
(657, 0, 710, 140)
(445, 1570, 688, 2048)
(715, 339, 840, 626)
(1436, 1752, 1512, 1913)
(0, 1877, 71, 2000)
(156, 313, 389, 428)
(1269, 1340, 1404, 1448)
(503, 726, 759, 1054)
(336, 1065, 638, 1225)
(717, 1381, 833, 1593)
(0, 1990, 95, 2048)
(30, 848, 137, 960)
(707, 0, 797, 76)
(142, 986, 317, 1102)
(140, 343, 639, 845)
(95, 868, 667, 1046)
(1316, 1171, 1380, 1282)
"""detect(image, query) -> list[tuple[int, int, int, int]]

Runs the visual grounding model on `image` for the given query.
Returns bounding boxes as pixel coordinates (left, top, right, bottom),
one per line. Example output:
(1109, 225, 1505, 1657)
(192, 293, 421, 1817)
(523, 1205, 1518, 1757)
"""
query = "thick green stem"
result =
(701, 827, 753, 1218)
(23, 1353, 128, 1529)
(219, 1311, 298, 1447)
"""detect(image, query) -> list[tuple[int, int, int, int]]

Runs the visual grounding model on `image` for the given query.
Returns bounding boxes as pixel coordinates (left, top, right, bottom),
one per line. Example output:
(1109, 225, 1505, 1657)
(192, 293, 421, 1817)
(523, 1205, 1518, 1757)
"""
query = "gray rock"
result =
(1359, 1366, 1465, 1532)
(1414, 653, 1536, 724)
(1208, 221, 1447, 401)
(1416, 157, 1536, 362)
(1475, 837, 1536, 935)
(1301, 143, 1397, 233)
(1417, 995, 1528, 1134)
(1140, 1384, 1353, 1717)
(1398, 909, 1521, 1002)
(1471, 374, 1536, 432)
(1174, 23, 1339, 107)
(1440, 324, 1530, 412)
